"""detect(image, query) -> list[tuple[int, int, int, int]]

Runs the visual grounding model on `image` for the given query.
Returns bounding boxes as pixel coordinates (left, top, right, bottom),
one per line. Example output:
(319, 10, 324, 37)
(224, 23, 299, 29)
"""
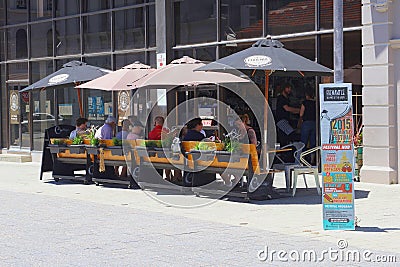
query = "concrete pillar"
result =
(155, 0, 174, 67)
(361, 0, 399, 184)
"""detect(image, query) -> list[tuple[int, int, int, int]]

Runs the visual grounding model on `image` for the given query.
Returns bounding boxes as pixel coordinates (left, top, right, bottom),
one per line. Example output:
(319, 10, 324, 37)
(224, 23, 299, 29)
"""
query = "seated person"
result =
(69, 117, 88, 139)
(235, 115, 257, 146)
(148, 116, 168, 140)
(95, 115, 117, 140)
(182, 117, 205, 142)
(127, 120, 144, 140)
(221, 116, 258, 186)
(116, 119, 132, 140)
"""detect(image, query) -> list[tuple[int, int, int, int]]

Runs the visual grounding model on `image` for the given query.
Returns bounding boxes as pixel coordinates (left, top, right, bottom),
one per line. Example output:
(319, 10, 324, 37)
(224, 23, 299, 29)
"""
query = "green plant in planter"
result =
(161, 134, 174, 149)
(112, 137, 122, 146)
(145, 140, 161, 148)
(87, 125, 99, 146)
(72, 136, 83, 145)
(52, 139, 64, 145)
(194, 142, 214, 151)
(224, 139, 241, 153)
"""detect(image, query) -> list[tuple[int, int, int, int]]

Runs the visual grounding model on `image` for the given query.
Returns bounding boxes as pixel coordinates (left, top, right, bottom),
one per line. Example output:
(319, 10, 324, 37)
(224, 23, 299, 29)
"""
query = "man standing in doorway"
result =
(275, 83, 300, 146)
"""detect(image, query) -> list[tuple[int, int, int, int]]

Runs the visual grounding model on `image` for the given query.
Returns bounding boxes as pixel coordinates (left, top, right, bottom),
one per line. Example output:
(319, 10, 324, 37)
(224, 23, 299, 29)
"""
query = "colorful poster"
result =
(88, 96, 96, 120)
(320, 83, 355, 230)
(96, 96, 104, 120)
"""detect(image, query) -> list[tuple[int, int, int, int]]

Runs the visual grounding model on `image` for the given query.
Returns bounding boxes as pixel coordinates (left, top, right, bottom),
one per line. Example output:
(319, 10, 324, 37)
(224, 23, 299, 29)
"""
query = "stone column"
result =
(361, 0, 398, 184)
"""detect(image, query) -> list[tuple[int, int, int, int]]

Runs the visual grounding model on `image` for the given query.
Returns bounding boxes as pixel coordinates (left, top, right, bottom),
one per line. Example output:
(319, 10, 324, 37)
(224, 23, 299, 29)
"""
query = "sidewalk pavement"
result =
(0, 162, 399, 258)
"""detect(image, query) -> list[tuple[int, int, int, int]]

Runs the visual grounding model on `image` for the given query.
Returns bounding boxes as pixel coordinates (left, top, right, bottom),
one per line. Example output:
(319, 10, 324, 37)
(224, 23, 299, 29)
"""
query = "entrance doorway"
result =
(8, 84, 30, 150)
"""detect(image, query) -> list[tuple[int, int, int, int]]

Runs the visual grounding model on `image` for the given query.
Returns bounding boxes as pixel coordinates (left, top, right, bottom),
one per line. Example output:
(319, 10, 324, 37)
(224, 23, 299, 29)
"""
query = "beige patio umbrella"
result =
(76, 62, 155, 91)
(126, 56, 251, 89)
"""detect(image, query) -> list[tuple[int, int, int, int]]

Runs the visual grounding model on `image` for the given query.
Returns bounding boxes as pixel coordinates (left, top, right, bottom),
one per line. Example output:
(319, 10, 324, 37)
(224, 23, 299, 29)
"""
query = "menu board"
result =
(319, 83, 355, 230)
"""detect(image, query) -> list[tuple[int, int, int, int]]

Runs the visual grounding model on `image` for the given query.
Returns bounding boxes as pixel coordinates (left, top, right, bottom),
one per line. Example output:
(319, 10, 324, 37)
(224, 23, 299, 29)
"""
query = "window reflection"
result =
(113, 0, 145, 8)
(148, 4, 156, 47)
(31, 22, 53, 58)
(7, 0, 28, 24)
(115, 53, 146, 69)
(83, 14, 111, 53)
(55, 0, 79, 17)
(30, 0, 52, 21)
(114, 8, 145, 50)
(267, 0, 315, 35)
(220, 0, 262, 41)
(320, 0, 361, 29)
(55, 18, 81, 56)
(84, 56, 112, 70)
(82, 0, 110, 13)
(8, 28, 28, 59)
(0, 30, 5, 61)
(174, 0, 217, 45)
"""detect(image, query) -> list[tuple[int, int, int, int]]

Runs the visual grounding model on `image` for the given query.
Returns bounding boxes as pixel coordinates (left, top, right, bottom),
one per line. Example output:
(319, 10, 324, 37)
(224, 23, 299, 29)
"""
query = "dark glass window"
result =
(113, 0, 144, 8)
(174, 0, 217, 45)
(55, 0, 80, 17)
(114, 8, 145, 50)
(55, 18, 81, 56)
(30, 0, 52, 21)
(7, 62, 28, 81)
(219, 42, 252, 58)
(194, 46, 216, 62)
(0, 65, 6, 148)
(82, 0, 110, 13)
(0, 29, 5, 61)
(267, 0, 315, 35)
(83, 13, 111, 53)
(320, 0, 361, 30)
(0, 0, 5, 26)
(84, 55, 112, 70)
(281, 37, 315, 61)
(147, 51, 156, 68)
(7, 0, 28, 24)
(30, 22, 53, 58)
(174, 49, 193, 60)
(148, 4, 156, 47)
(8, 27, 28, 59)
(31, 60, 54, 150)
(220, 0, 262, 41)
(115, 53, 145, 69)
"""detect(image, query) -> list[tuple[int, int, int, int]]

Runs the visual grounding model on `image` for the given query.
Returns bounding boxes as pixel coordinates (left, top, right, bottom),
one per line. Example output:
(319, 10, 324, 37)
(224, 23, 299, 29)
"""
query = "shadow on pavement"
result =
(355, 226, 400, 232)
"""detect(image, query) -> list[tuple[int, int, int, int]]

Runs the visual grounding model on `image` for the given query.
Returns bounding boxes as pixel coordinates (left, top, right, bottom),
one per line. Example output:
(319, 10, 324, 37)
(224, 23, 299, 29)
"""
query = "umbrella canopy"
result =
(196, 37, 332, 171)
(76, 61, 155, 91)
(196, 37, 333, 76)
(127, 56, 251, 89)
(20, 61, 112, 92)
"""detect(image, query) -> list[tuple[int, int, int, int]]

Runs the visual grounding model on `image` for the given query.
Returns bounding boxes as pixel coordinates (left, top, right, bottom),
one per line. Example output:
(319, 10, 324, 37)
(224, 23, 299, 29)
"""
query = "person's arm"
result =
(283, 104, 300, 114)
(299, 104, 305, 118)
(248, 129, 257, 146)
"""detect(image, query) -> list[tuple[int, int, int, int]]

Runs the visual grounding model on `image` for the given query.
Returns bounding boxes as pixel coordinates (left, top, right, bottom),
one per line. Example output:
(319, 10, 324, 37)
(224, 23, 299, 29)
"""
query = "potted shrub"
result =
(216, 136, 243, 163)
(109, 137, 124, 156)
(68, 136, 85, 154)
(190, 142, 216, 161)
(85, 126, 100, 155)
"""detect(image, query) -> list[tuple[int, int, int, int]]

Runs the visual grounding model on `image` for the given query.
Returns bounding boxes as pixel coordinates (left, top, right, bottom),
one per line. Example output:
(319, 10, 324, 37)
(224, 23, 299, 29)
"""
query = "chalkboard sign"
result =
(40, 125, 75, 180)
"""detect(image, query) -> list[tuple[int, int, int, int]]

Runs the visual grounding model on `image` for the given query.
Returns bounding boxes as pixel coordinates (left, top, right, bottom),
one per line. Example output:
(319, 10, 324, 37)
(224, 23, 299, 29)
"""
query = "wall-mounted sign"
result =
(320, 83, 354, 230)
(118, 91, 130, 111)
(157, 53, 166, 69)
(9, 90, 20, 124)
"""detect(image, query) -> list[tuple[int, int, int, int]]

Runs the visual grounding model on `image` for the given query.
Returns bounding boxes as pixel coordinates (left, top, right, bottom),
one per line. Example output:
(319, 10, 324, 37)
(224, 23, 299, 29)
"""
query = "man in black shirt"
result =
(275, 83, 300, 146)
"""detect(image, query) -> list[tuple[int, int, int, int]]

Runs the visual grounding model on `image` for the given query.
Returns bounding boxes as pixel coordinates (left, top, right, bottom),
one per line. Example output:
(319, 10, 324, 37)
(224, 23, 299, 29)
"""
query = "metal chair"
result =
(291, 146, 321, 197)
(272, 142, 305, 192)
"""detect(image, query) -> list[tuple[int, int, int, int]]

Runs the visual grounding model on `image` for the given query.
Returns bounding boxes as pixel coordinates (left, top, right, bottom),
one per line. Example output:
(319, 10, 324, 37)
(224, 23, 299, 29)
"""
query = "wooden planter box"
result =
(154, 147, 173, 158)
(215, 151, 243, 163)
(190, 150, 215, 162)
(136, 146, 156, 157)
(67, 145, 85, 154)
(107, 146, 124, 156)
(85, 145, 99, 155)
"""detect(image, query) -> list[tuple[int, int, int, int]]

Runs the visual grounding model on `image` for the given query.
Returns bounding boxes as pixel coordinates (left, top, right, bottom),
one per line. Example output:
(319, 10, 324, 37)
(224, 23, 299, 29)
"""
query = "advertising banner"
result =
(319, 83, 355, 230)
(9, 90, 20, 124)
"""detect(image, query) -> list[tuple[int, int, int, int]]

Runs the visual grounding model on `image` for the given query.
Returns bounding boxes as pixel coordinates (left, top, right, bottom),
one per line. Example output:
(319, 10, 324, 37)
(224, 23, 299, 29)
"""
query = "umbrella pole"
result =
(76, 87, 84, 117)
(262, 70, 271, 171)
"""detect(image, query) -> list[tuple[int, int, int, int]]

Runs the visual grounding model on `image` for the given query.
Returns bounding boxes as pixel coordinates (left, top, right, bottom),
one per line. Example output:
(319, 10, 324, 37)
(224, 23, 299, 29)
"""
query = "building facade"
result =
(3, 1, 393, 184)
